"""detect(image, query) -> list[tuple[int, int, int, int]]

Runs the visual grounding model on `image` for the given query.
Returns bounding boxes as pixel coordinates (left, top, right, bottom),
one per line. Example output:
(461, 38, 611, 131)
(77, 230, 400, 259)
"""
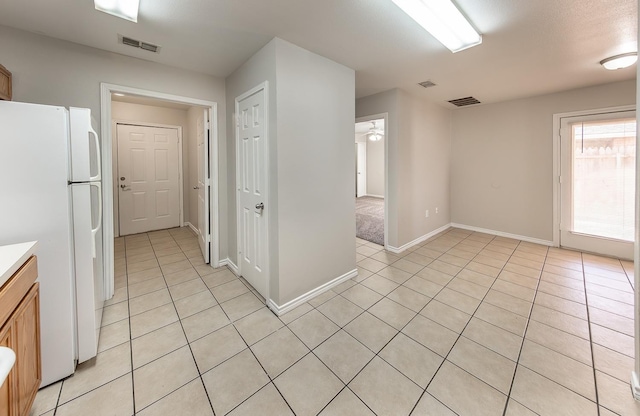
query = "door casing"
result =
(100, 83, 219, 301)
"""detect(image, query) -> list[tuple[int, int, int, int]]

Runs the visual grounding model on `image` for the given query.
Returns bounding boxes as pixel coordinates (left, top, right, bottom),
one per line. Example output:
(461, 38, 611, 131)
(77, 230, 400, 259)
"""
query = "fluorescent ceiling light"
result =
(94, 0, 140, 22)
(600, 52, 638, 70)
(113, 93, 125, 97)
(391, 0, 482, 53)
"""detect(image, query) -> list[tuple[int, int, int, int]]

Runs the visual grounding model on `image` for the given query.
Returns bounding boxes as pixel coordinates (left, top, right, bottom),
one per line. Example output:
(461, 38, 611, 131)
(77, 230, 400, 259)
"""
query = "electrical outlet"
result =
(435, 207, 439, 214)
(425, 210, 429, 218)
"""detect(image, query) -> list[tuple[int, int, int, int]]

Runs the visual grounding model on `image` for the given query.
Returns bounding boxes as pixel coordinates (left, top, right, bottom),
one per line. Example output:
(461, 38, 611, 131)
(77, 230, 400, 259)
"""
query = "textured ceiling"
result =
(0, 0, 636, 106)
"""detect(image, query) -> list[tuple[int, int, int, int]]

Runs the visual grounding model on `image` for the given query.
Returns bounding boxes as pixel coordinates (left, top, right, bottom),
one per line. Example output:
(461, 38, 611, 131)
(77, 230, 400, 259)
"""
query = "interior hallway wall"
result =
(451, 79, 636, 241)
(226, 38, 355, 306)
(366, 135, 385, 197)
(356, 89, 453, 249)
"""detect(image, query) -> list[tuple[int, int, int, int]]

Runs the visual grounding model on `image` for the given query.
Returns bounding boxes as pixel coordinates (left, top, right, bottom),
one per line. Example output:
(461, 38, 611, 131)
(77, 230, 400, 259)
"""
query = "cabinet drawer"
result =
(0, 256, 37, 326)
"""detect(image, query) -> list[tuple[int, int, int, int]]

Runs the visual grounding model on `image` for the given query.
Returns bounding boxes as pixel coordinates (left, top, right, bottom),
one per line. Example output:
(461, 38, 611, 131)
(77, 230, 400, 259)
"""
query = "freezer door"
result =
(71, 183, 103, 363)
(69, 107, 101, 183)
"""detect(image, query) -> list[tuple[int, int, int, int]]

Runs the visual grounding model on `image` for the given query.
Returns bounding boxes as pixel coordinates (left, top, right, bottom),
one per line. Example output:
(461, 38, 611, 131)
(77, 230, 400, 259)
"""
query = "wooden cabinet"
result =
(0, 64, 11, 101)
(0, 256, 41, 416)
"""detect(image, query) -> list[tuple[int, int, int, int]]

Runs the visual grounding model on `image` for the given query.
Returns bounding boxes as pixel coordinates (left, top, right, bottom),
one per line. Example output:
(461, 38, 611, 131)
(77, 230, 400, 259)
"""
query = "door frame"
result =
(234, 81, 270, 301)
(355, 113, 389, 249)
(113, 121, 184, 236)
(100, 83, 219, 300)
(355, 141, 367, 197)
(552, 104, 636, 249)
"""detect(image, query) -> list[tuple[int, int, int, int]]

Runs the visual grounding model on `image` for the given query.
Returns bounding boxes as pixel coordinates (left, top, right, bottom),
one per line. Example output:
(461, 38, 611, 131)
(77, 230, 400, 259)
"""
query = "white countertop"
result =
(0, 241, 38, 289)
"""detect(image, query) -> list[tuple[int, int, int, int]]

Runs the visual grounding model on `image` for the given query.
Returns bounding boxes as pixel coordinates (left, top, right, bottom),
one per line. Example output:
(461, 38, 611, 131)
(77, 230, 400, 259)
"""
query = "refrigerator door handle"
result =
(89, 126, 101, 182)
(90, 182, 102, 258)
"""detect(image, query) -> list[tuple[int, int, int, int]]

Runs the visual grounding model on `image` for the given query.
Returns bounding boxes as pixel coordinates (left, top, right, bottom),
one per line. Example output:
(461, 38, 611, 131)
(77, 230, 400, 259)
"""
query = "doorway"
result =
(117, 123, 182, 236)
(100, 83, 219, 300)
(235, 82, 270, 301)
(554, 106, 636, 259)
(354, 117, 386, 247)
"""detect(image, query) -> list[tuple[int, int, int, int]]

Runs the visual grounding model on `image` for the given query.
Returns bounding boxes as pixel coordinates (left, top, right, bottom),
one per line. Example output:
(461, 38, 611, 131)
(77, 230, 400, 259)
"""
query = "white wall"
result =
(0, 25, 227, 250)
(451, 79, 636, 241)
(274, 39, 356, 304)
(367, 135, 385, 197)
(111, 101, 193, 231)
(226, 38, 355, 306)
(225, 39, 278, 290)
(356, 89, 452, 249)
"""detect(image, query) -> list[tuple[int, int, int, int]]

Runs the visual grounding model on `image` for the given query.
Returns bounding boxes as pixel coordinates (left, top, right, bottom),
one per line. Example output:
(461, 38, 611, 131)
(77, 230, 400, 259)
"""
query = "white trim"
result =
(235, 82, 270, 301)
(267, 269, 358, 316)
(386, 224, 452, 253)
(100, 83, 220, 301)
(356, 113, 389, 249)
(631, 372, 640, 400)
(184, 221, 198, 235)
(552, 105, 636, 248)
(364, 194, 384, 199)
(450, 223, 554, 246)
(218, 258, 239, 276)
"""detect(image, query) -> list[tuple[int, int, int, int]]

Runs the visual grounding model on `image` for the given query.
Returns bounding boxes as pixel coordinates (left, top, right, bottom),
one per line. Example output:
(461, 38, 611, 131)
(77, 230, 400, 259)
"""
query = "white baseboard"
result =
(184, 222, 199, 235)
(218, 258, 239, 276)
(364, 194, 384, 199)
(632, 372, 640, 400)
(267, 268, 358, 316)
(450, 223, 554, 246)
(386, 224, 452, 254)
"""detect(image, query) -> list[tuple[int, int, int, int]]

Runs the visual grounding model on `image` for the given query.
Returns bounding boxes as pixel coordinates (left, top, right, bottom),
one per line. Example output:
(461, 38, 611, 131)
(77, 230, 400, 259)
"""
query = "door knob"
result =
(193, 186, 199, 190)
(255, 202, 264, 210)
(120, 184, 127, 188)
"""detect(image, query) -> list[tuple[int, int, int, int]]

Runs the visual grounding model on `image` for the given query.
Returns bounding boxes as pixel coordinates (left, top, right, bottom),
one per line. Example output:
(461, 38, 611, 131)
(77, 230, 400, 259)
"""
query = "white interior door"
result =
(117, 124, 180, 236)
(560, 110, 636, 259)
(356, 142, 367, 197)
(236, 86, 268, 299)
(197, 110, 210, 263)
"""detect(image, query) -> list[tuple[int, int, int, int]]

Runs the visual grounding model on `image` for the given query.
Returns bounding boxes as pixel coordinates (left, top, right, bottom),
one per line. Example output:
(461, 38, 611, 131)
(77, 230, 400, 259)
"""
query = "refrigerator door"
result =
(69, 107, 101, 183)
(0, 101, 76, 386)
(71, 183, 103, 363)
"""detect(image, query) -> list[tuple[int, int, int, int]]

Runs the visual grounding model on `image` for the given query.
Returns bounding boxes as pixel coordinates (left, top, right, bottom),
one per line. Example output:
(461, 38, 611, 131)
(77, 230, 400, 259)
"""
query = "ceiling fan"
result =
(366, 121, 384, 142)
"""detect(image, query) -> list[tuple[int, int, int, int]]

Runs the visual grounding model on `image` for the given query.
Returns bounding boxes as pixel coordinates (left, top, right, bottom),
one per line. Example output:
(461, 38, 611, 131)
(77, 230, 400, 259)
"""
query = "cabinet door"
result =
(0, 323, 14, 416)
(13, 284, 40, 416)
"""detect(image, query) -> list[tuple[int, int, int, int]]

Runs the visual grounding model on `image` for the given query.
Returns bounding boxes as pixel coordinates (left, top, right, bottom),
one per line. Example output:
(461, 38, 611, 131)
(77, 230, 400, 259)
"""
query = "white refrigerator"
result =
(0, 101, 107, 386)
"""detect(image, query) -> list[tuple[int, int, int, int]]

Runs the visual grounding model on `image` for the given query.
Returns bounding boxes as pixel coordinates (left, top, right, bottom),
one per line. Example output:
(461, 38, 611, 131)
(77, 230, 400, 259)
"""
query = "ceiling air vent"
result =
(448, 96, 481, 107)
(140, 42, 159, 53)
(418, 80, 437, 88)
(119, 35, 161, 53)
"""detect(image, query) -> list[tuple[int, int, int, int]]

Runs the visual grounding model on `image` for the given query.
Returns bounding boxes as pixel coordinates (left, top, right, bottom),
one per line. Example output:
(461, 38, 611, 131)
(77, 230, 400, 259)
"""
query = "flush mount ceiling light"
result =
(390, 0, 481, 52)
(94, 0, 140, 22)
(600, 52, 638, 70)
(367, 122, 384, 142)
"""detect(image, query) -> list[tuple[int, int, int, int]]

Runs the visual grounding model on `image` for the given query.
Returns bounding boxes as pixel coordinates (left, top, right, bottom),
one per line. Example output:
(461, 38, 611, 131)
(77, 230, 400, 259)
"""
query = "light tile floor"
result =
(30, 227, 640, 415)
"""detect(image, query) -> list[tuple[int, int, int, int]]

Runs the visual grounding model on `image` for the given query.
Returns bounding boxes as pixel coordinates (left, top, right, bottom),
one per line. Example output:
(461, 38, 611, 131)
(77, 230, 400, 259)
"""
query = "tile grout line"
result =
(150, 229, 218, 416)
(581, 252, 601, 416)
(500, 240, 549, 416)
(408, 232, 520, 416)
